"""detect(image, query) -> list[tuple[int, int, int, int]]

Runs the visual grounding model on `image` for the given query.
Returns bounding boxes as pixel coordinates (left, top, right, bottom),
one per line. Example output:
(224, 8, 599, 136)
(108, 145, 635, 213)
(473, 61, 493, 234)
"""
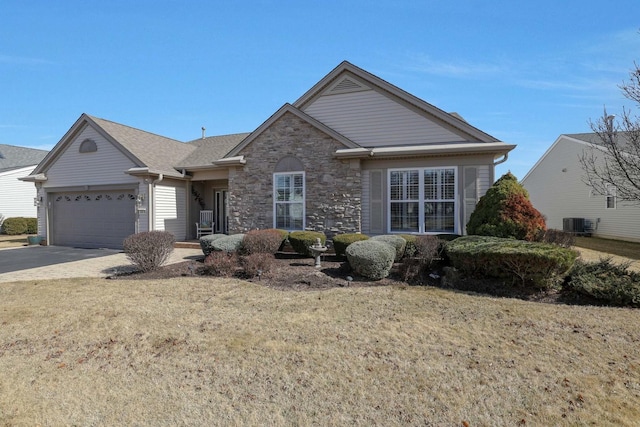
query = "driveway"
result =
(0, 246, 203, 283)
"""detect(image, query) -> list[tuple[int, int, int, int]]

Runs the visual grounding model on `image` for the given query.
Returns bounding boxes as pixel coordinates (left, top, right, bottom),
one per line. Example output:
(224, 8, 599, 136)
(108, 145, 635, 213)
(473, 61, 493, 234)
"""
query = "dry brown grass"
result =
(575, 236, 640, 260)
(1, 277, 639, 426)
(0, 234, 28, 249)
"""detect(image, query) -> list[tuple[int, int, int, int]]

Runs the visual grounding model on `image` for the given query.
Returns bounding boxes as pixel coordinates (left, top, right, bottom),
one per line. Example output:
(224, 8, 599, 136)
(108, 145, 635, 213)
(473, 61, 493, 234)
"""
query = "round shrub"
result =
(332, 233, 369, 257)
(288, 231, 326, 257)
(200, 234, 227, 256)
(400, 234, 418, 257)
(123, 231, 175, 272)
(346, 240, 396, 280)
(211, 234, 245, 253)
(241, 229, 286, 255)
(370, 235, 407, 261)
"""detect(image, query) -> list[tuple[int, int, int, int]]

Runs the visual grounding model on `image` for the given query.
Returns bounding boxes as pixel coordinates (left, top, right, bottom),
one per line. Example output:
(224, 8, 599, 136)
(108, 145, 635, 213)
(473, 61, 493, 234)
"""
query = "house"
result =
(22, 61, 515, 249)
(522, 133, 640, 242)
(0, 144, 48, 226)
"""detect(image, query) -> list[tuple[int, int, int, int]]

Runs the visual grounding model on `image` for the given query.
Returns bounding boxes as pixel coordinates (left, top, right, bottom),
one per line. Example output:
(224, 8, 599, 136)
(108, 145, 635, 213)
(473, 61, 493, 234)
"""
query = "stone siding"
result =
(228, 112, 361, 237)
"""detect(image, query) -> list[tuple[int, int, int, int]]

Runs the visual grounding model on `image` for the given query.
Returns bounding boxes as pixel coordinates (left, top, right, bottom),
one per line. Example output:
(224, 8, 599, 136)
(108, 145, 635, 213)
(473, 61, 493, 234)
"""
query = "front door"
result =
(214, 189, 228, 234)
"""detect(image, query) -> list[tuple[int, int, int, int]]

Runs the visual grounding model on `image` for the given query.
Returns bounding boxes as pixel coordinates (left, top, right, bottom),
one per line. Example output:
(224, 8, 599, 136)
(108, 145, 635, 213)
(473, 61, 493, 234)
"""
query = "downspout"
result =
(148, 174, 163, 231)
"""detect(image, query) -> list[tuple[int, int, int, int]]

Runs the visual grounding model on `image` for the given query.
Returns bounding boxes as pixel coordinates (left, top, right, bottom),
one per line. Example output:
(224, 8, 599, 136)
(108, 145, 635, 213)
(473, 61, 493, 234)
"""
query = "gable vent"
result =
(328, 77, 369, 94)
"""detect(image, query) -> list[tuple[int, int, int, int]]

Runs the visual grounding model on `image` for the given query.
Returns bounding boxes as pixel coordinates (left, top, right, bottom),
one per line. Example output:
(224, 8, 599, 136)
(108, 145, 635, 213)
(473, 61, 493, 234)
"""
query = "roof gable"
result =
(226, 104, 361, 158)
(33, 114, 195, 178)
(294, 61, 500, 145)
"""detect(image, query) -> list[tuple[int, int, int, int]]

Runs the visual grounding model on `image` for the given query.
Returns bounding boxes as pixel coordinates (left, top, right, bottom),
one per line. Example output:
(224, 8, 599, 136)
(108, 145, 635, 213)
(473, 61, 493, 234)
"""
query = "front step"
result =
(174, 240, 201, 249)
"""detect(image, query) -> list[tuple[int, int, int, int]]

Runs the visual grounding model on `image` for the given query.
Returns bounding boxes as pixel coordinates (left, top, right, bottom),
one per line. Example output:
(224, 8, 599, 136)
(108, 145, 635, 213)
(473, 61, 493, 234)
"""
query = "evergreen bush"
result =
(466, 172, 546, 241)
(332, 233, 369, 257)
(445, 235, 578, 289)
(288, 231, 326, 257)
(564, 258, 640, 307)
(2, 217, 37, 235)
(370, 235, 407, 261)
(346, 240, 396, 280)
(211, 234, 245, 253)
(199, 234, 227, 256)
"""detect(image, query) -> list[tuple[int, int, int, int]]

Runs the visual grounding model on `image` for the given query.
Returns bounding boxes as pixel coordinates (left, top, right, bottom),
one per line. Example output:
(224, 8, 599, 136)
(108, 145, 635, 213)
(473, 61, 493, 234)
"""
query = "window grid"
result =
(274, 172, 305, 230)
(389, 168, 456, 233)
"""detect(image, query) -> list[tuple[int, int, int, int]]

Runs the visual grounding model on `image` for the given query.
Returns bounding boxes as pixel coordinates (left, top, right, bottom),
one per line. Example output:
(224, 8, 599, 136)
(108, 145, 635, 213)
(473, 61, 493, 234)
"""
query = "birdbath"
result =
(308, 237, 328, 268)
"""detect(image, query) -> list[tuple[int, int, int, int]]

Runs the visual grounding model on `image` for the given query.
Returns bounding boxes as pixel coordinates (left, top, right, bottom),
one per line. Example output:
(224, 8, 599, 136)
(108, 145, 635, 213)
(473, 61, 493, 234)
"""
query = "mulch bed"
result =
(107, 251, 602, 305)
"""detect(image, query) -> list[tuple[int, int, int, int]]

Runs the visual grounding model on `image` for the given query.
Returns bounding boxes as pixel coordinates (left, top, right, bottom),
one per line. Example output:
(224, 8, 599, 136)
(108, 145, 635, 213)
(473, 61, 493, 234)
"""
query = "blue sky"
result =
(2, 0, 639, 180)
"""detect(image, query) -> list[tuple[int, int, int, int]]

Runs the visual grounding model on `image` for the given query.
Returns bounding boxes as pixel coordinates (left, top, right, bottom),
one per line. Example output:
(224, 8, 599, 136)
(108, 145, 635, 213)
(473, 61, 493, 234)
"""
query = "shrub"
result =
(2, 217, 37, 235)
(123, 231, 175, 272)
(333, 233, 369, 257)
(540, 229, 575, 248)
(200, 234, 227, 256)
(399, 235, 443, 283)
(202, 252, 238, 277)
(445, 236, 578, 289)
(211, 234, 245, 253)
(563, 258, 640, 307)
(288, 231, 326, 257)
(241, 253, 275, 278)
(241, 229, 286, 255)
(466, 172, 546, 241)
(400, 234, 418, 257)
(346, 240, 396, 280)
(370, 235, 406, 262)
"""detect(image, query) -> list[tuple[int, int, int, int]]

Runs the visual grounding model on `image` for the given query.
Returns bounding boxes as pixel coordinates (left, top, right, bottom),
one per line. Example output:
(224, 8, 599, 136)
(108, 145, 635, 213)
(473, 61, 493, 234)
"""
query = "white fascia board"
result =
(335, 142, 516, 159)
(213, 156, 246, 166)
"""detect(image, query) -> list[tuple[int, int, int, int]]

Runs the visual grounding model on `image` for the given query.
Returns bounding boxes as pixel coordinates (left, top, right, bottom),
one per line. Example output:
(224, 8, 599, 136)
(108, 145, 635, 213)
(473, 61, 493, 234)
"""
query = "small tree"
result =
(466, 172, 546, 241)
(579, 60, 640, 205)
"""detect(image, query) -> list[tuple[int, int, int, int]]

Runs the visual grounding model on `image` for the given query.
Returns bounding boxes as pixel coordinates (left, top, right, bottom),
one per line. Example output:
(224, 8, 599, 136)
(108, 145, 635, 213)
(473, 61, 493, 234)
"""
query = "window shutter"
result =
(463, 167, 478, 232)
(369, 170, 384, 234)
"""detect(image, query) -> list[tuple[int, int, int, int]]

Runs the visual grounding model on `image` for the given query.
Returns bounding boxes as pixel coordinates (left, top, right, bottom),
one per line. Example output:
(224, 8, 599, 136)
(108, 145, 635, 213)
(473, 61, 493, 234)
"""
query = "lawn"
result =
(1, 277, 639, 425)
(574, 236, 640, 260)
(0, 234, 28, 249)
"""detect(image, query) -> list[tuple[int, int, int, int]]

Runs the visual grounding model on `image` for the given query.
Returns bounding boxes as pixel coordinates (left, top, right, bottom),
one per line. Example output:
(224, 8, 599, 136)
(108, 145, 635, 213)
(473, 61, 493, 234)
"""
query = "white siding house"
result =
(0, 144, 48, 226)
(522, 133, 640, 242)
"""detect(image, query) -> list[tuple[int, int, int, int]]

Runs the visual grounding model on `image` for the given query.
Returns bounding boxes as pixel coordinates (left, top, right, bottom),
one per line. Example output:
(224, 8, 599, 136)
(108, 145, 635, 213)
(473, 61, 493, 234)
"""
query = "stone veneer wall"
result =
(228, 112, 361, 237)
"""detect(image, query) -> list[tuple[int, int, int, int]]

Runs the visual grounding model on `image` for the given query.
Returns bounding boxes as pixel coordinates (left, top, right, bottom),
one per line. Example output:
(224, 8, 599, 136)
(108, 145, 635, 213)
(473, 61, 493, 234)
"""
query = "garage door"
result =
(51, 190, 136, 249)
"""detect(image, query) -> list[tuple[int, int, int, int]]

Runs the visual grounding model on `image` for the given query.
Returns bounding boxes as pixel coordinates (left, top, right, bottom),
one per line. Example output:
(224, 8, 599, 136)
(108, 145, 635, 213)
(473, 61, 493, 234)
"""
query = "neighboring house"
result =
(0, 144, 48, 225)
(522, 133, 640, 242)
(22, 61, 515, 249)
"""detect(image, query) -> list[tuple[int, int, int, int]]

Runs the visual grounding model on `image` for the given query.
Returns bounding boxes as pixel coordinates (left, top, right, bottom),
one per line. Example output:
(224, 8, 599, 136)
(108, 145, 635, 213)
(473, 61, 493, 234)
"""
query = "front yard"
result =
(1, 277, 639, 425)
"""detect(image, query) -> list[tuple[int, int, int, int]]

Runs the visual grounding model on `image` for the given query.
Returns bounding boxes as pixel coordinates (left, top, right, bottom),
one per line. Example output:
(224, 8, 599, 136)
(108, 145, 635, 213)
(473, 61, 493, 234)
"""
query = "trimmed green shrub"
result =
(241, 229, 286, 255)
(288, 231, 326, 257)
(200, 234, 227, 256)
(211, 234, 245, 253)
(333, 233, 369, 257)
(564, 258, 640, 307)
(370, 235, 407, 262)
(445, 235, 578, 289)
(346, 240, 396, 280)
(123, 231, 175, 272)
(466, 172, 546, 241)
(2, 217, 37, 235)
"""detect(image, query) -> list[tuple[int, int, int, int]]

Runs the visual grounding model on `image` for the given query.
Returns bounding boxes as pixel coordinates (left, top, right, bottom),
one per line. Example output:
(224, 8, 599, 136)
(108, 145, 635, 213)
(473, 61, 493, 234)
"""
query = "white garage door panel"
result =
(52, 191, 136, 249)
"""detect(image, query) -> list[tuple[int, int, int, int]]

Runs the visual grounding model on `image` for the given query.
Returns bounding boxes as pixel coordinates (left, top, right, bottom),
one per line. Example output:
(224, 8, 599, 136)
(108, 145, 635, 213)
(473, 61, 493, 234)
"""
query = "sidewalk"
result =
(0, 248, 203, 283)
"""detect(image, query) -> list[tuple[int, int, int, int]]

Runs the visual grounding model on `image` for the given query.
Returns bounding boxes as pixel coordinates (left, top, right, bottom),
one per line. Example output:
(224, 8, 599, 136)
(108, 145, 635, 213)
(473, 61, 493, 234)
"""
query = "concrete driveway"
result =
(0, 246, 203, 283)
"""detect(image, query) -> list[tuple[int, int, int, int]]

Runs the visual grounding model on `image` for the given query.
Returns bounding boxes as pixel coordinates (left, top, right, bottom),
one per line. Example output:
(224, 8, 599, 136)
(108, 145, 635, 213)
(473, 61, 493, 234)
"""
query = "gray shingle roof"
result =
(566, 132, 633, 149)
(178, 133, 250, 168)
(88, 115, 197, 178)
(0, 144, 48, 173)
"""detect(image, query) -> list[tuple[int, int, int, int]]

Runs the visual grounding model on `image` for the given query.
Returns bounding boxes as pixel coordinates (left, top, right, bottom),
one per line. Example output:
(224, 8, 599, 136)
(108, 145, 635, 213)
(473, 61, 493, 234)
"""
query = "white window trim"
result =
(273, 171, 306, 231)
(387, 167, 459, 234)
(605, 184, 617, 209)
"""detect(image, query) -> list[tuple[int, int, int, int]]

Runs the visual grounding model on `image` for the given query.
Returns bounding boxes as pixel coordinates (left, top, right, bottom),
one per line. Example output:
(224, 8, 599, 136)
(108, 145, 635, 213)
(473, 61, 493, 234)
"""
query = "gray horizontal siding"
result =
(304, 90, 464, 147)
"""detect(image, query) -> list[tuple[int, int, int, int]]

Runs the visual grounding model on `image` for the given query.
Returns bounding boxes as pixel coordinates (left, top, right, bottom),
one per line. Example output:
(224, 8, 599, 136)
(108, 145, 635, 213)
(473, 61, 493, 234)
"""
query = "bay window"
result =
(389, 167, 456, 233)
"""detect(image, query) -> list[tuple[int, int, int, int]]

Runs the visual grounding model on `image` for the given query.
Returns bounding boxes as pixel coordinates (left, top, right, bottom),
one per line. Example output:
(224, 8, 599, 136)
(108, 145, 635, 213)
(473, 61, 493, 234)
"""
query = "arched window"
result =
(273, 156, 305, 230)
(79, 139, 97, 153)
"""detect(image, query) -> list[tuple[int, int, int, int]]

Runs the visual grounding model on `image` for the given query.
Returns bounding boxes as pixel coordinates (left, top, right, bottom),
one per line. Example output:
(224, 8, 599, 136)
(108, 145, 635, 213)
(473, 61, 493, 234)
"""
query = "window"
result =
(389, 167, 456, 233)
(606, 185, 616, 209)
(274, 172, 305, 230)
